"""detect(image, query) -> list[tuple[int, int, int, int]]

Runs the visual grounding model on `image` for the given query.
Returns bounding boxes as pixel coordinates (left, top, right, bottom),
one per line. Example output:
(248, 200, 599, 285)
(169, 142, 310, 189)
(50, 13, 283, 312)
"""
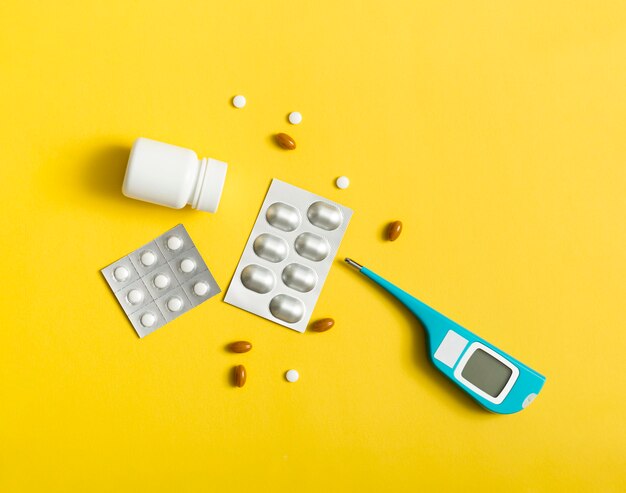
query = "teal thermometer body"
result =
(345, 259, 545, 414)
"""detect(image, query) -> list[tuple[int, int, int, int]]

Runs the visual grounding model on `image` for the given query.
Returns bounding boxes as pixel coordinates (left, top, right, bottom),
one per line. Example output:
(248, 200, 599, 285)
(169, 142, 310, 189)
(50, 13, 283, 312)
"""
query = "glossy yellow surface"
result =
(1, 1, 624, 491)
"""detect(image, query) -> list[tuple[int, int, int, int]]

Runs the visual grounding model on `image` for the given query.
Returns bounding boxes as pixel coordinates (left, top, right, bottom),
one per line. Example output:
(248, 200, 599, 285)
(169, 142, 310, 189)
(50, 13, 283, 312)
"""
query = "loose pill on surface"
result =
(310, 318, 335, 332)
(288, 111, 302, 125)
(127, 289, 144, 305)
(335, 176, 350, 190)
(232, 95, 246, 108)
(166, 235, 183, 251)
(275, 133, 296, 150)
(193, 281, 209, 297)
(387, 221, 403, 241)
(180, 258, 195, 273)
(153, 273, 170, 289)
(285, 369, 299, 383)
(228, 341, 252, 353)
(140, 312, 156, 328)
(234, 365, 247, 387)
(113, 266, 130, 282)
(167, 296, 183, 312)
(140, 251, 156, 266)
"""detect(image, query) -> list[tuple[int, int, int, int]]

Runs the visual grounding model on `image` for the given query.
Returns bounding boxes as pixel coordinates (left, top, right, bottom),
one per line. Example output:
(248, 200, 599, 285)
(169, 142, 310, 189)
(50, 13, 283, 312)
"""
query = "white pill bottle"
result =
(123, 137, 227, 213)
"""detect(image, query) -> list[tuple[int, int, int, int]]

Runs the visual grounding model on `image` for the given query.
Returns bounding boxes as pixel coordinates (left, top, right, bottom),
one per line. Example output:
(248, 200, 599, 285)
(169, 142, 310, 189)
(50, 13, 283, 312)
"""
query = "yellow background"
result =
(1, 1, 624, 491)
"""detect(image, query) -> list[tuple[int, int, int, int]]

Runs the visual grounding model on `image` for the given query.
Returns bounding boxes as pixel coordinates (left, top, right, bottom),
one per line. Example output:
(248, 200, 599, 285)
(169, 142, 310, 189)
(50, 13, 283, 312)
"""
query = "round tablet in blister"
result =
(266, 202, 301, 232)
(153, 273, 170, 289)
(307, 201, 343, 231)
(180, 258, 196, 273)
(113, 266, 130, 282)
(294, 232, 330, 262)
(140, 312, 156, 328)
(127, 289, 144, 305)
(166, 235, 183, 251)
(269, 294, 305, 323)
(167, 296, 183, 312)
(241, 264, 276, 294)
(140, 250, 157, 266)
(282, 263, 317, 293)
(253, 233, 289, 263)
(193, 281, 209, 297)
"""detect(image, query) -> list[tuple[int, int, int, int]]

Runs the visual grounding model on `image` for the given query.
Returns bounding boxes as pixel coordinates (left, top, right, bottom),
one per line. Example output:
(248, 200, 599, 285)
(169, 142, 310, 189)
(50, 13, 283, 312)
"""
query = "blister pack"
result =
(101, 224, 220, 337)
(224, 179, 353, 332)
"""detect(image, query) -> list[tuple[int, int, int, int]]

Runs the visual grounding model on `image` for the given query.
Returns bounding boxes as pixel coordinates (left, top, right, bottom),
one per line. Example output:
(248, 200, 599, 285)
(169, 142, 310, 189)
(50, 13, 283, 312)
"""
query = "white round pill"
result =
(126, 289, 144, 305)
(288, 111, 302, 125)
(232, 95, 246, 108)
(140, 312, 156, 328)
(166, 235, 183, 251)
(153, 273, 170, 289)
(113, 266, 130, 282)
(285, 369, 299, 383)
(335, 176, 350, 189)
(167, 296, 183, 312)
(180, 258, 196, 274)
(193, 281, 209, 297)
(140, 251, 157, 266)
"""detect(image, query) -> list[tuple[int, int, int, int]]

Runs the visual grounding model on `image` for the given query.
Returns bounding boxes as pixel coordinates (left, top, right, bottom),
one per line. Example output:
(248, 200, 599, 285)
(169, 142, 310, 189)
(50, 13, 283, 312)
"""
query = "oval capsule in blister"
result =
(307, 201, 343, 231)
(294, 232, 330, 261)
(241, 264, 276, 294)
(269, 294, 305, 323)
(282, 263, 317, 293)
(253, 233, 289, 263)
(266, 202, 301, 232)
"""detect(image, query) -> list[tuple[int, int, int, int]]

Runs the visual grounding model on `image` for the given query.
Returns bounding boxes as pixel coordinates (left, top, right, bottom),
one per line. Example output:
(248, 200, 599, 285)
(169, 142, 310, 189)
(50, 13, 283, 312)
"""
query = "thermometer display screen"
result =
(461, 348, 513, 397)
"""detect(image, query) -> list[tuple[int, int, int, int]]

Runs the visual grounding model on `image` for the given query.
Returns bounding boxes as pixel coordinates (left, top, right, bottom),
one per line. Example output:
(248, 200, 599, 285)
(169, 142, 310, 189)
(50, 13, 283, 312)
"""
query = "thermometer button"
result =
(434, 330, 469, 368)
(522, 393, 537, 408)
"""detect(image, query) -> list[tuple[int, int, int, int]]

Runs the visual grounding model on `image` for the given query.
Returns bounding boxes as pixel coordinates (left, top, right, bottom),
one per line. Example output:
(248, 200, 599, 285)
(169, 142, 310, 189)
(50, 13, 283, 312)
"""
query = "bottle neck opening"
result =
(189, 158, 208, 209)
(190, 157, 227, 213)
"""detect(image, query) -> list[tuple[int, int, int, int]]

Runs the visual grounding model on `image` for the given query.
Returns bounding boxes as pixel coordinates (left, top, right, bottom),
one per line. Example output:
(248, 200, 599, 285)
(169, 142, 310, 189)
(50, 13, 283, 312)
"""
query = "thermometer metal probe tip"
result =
(344, 258, 363, 271)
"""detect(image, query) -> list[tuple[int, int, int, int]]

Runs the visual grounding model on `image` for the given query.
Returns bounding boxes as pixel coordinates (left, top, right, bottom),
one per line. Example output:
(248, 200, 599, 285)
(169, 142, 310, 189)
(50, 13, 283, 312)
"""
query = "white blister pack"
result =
(101, 224, 220, 337)
(225, 179, 353, 332)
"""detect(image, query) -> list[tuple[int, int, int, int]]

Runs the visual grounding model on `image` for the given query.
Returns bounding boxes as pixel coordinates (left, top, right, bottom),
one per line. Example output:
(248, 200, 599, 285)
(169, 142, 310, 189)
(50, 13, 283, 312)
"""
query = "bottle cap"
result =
(192, 158, 227, 213)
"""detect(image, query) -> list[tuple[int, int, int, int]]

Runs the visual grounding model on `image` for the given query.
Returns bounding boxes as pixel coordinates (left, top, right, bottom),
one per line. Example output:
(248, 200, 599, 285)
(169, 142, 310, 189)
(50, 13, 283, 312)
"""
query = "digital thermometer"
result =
(345, 258, 545, 414)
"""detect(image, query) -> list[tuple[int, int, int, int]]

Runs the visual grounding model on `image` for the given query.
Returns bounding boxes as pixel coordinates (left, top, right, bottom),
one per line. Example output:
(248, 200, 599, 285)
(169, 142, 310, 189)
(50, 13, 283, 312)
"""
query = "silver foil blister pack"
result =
(225, 179, 353, 332)
(101, 224, 220, 337)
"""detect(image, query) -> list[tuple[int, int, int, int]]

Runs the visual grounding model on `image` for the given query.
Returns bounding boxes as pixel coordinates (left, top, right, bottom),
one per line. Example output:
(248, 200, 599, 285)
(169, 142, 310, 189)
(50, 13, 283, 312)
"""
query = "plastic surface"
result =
(359, 266, 546, 414)
(122, 137, 227, 213)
